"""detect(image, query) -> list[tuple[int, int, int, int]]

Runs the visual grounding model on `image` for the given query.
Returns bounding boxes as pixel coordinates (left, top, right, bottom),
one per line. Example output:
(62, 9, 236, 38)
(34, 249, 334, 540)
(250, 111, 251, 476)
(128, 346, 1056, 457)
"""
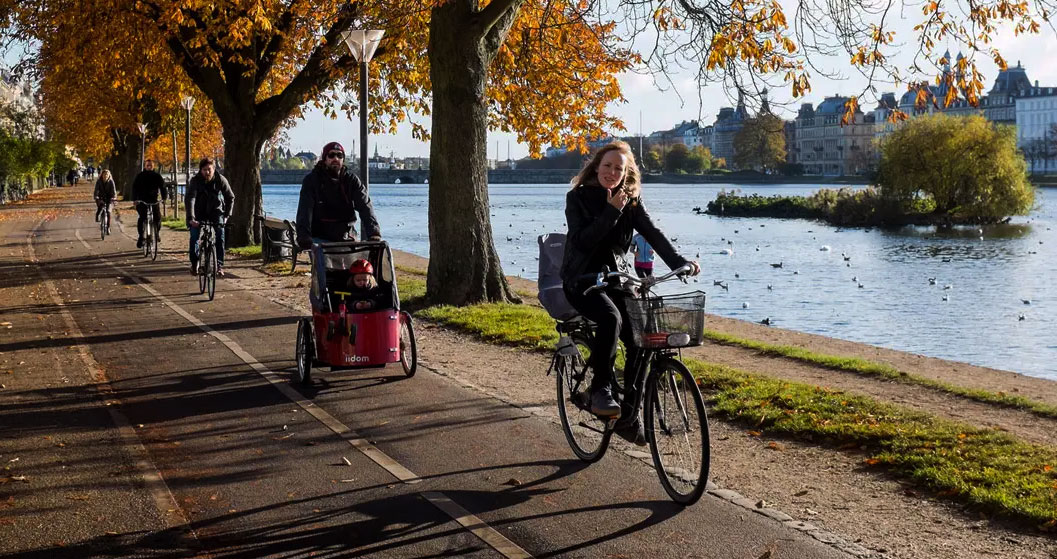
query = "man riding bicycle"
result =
(295, 141, 381, 249)
(186, 158, 235, 276)
(562, 141, 699, 445)
(131, 159, 168, 248)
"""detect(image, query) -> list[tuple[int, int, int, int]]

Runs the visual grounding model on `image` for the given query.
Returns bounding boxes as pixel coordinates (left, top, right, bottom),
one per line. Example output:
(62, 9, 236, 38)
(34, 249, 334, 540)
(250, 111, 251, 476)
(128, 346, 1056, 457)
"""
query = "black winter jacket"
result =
(295, 164, 380, 247)
(131, 170, 168, 204)
(93, 178, 117, 201)
(561, 180, 686, 287)
(186, 172, 234, 224)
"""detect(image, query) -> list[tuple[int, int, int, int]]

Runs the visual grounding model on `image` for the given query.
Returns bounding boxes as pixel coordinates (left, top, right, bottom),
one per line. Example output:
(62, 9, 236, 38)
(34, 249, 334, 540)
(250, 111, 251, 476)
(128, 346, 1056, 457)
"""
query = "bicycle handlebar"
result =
(133, 200, 161, 206)
(583, 263, 694, 296)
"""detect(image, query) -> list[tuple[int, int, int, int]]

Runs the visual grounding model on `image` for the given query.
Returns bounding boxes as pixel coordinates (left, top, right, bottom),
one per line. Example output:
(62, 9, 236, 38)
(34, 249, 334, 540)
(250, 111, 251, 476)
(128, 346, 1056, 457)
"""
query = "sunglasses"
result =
(326, 152, 344, 160)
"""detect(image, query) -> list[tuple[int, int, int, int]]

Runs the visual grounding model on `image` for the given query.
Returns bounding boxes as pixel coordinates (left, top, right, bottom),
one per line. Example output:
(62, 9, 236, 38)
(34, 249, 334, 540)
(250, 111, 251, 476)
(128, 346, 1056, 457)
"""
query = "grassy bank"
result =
(703, 331, 1057, 421)
(706, 187, 938, 227)
(405, 287, 1057, 527)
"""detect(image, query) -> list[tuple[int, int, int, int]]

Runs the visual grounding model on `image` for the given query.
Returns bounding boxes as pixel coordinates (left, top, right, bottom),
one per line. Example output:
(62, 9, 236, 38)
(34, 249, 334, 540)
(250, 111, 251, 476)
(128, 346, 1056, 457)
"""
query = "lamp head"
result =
(340, 29, 385, 63)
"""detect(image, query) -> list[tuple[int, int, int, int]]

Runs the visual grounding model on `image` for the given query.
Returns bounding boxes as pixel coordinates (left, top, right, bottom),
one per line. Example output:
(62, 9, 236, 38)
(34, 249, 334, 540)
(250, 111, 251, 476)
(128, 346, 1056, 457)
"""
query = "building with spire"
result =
(709, 91, 750, 164)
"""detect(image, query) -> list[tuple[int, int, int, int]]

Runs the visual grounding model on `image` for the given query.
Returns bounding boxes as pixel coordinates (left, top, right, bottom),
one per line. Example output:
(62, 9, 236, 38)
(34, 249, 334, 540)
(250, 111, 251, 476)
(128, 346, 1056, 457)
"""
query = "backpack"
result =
(537, 233, 579, 321)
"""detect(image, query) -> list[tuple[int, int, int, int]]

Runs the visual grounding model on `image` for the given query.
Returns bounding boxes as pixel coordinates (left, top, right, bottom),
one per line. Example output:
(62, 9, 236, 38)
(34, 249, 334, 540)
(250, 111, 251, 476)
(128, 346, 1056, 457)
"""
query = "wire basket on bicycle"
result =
(624, 291, 706, 349)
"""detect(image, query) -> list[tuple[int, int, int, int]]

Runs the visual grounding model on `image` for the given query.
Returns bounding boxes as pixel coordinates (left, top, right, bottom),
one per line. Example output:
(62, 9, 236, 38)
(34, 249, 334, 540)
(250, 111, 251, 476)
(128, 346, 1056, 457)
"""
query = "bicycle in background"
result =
(196, 221, 223, 301)
(136, 201, 160, 261)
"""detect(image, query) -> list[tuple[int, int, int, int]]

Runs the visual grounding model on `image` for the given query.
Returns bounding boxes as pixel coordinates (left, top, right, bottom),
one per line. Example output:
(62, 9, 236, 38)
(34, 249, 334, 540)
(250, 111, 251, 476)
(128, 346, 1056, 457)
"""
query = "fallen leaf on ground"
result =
(502, 478, 522, 487)
(793, 489, 809, 497)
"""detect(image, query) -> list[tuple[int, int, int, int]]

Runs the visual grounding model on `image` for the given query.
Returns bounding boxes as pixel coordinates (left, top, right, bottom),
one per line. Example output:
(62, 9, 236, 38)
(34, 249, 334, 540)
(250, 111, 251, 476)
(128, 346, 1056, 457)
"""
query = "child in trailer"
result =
(345, 259, 384, 310)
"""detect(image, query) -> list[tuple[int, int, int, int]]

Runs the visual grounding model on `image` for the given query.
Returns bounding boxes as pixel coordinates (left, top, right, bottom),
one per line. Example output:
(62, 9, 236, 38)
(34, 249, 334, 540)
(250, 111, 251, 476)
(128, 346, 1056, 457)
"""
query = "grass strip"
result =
(703, 330, 1057, 421)
(161, 218, 188, 232)
(227, 245, 262, 259)
(415, 298, 1057, 526)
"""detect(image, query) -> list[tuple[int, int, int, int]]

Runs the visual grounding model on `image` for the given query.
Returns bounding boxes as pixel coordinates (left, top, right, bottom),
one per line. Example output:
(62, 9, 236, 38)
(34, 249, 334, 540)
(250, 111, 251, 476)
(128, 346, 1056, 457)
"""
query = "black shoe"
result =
(190, 262, 198, 276)
(136, 238, 143, 248)
(614, 416, 647, 446)
(590, 386, 621, 417)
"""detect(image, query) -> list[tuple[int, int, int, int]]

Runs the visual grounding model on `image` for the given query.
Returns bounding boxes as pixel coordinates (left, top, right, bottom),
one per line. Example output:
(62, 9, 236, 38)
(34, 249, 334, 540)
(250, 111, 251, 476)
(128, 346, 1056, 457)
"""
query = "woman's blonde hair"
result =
(569, 141, 641, 198)
(100, 169, 111, 181)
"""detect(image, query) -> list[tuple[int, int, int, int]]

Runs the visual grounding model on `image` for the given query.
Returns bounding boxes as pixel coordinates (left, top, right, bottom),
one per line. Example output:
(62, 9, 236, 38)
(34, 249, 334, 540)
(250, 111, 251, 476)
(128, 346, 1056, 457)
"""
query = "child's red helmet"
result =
(349, 259, 373, 275)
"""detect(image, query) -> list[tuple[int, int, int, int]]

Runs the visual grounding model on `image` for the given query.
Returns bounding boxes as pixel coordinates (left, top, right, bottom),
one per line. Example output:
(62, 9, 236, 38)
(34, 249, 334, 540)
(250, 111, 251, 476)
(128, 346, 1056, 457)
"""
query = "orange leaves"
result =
(840, 97, 859, 126)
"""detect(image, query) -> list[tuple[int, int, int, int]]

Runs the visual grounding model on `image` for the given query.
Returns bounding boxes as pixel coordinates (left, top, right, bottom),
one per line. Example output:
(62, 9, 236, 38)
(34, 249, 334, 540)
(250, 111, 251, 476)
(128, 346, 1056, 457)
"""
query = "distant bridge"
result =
(259, 168, 579, 185)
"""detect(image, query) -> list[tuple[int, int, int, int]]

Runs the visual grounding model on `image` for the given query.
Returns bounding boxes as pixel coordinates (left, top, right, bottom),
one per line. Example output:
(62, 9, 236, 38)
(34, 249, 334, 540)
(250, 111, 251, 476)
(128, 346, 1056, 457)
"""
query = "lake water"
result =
(264, 182, 1057, 380)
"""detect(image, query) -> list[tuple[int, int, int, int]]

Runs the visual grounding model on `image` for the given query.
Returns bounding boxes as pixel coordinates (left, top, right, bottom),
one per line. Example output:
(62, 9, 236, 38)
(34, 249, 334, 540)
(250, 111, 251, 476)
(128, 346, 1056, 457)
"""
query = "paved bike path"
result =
(3, 187, 853, 558)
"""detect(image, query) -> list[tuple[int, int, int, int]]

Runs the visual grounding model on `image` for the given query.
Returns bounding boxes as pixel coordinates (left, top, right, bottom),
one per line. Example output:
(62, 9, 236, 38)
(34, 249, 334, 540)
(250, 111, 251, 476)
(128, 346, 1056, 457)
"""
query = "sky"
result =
(5, 11, 1057, 160)
(286, 18, 1057, 161)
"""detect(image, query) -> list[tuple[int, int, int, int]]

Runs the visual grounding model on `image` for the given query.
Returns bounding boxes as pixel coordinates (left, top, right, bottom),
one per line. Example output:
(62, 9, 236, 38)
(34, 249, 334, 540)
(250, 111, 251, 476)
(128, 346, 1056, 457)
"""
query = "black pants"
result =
(564, 282, 643, 397)
(137, 204, 162, 241)
(95, 200, 112, 221)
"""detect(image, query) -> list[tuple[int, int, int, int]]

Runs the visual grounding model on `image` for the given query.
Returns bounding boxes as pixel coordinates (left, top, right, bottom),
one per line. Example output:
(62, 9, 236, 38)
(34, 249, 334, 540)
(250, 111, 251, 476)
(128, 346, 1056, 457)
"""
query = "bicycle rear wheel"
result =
(100, 212, 106, 240)
(644, 357, 710, 505)
(556, 334, 612, 463)
(399, 311, 417, 377)
(206, 246, 217, 301)
(295, 317, 313, 385)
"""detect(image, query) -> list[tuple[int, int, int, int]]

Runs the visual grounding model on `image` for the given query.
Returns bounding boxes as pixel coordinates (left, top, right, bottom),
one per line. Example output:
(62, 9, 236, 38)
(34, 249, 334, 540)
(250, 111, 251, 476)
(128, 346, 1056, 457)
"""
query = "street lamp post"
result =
(136, 122, 147, 170)
(340, 29, 385, 191)
(180, 96, 195, 204)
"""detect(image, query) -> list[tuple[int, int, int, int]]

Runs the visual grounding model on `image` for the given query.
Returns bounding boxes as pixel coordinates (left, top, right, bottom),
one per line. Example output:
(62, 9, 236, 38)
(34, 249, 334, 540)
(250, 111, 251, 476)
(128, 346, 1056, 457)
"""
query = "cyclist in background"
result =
(93, 169, 117, 228)
(131, 159, 168, 248)
(186, 158, 234, 276)
(561, 141, 699, 445)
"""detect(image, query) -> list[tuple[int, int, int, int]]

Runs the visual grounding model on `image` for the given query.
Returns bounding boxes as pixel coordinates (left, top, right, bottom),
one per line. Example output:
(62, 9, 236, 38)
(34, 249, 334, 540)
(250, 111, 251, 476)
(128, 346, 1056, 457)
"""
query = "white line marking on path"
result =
(75, 228, 534, 559)
(31, 223, 196, 539)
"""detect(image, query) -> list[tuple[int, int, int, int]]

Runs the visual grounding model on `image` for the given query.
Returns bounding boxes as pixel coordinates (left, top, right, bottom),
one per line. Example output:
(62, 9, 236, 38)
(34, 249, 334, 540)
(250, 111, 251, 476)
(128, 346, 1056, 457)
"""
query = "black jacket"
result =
(295, 163, 380, 247)
(93, 178, 117, 201)
(561, 181, 686, 287)
(131, 169, 168, 204)
(186, 172, 234, 224)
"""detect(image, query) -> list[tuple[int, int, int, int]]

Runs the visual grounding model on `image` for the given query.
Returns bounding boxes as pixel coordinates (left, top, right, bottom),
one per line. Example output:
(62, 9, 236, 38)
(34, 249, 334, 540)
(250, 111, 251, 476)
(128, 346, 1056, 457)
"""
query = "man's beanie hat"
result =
(322, 141, 345, 156)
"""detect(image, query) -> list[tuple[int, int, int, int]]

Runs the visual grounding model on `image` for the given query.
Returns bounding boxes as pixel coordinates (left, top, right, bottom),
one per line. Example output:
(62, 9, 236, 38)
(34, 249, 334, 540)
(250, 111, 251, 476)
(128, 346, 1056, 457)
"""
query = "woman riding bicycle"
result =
(561, 141, 700, 444)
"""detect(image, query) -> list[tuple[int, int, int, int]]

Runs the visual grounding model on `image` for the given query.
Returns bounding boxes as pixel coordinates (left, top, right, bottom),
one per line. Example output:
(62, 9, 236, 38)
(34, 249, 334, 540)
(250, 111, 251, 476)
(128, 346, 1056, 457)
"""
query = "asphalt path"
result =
(0, 186, 853, 558)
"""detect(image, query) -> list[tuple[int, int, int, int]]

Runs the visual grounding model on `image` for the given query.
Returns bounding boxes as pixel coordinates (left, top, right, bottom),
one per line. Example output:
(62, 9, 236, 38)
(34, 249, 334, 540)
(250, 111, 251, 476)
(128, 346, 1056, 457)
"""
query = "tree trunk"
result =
(222, 130, 264, 247)
(109, 131, 138, 199)
(425, 2, 518, 306)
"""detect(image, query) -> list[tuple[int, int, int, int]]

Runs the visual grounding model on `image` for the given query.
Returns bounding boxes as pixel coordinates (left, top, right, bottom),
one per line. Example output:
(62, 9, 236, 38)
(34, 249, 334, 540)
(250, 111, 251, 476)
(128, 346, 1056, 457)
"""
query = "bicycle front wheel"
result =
(150, 225, 159, 260)
(556, 336, 612, 463)
(206, 246, 217, 301)
(645, 357, 710, 505)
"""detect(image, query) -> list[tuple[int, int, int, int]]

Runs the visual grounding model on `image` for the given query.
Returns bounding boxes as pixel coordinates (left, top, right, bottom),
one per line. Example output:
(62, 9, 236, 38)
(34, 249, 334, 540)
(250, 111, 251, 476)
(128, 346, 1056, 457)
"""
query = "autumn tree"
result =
(878, 113, 1034, 223)
(663, 143, 690, 173)
(733, 114, 785, 172)
(8, 0, 1057, 304)
(687, 146, 713, 174)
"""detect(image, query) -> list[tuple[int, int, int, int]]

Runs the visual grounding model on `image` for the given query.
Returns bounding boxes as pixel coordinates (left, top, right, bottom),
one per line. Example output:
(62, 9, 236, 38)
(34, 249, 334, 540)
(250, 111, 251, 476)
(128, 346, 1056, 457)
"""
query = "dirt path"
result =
(121, 198, 1057, 557)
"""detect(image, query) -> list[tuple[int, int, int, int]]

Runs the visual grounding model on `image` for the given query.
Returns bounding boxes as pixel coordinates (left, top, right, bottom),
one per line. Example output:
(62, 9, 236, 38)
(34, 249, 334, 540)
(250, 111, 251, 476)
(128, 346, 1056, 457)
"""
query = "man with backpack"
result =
(186, 158, 234, 276)
(295, 141, 381, 248)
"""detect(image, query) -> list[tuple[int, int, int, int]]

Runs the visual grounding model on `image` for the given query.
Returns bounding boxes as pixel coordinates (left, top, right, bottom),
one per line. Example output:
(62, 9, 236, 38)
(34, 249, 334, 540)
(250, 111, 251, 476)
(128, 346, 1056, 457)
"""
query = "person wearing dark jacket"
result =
(131, 159, 168, 248)
(93, 169, 117, 225)
(295, 141, 380, 248)
(186, 158, 235, 276)
(561, 141, 700, 445)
